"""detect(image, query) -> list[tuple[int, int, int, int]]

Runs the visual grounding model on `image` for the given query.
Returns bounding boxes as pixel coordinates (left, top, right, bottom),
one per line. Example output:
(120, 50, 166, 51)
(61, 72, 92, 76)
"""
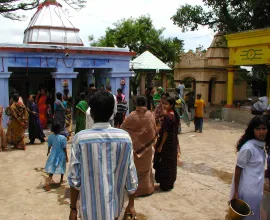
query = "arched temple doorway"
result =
(182, 77, 196, 94)
(208, 77, 216, 104)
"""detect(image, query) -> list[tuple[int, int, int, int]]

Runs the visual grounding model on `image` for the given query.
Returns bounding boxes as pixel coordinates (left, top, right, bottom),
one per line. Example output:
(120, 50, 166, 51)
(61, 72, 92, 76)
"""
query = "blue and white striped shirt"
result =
(68, 123, 138, 220)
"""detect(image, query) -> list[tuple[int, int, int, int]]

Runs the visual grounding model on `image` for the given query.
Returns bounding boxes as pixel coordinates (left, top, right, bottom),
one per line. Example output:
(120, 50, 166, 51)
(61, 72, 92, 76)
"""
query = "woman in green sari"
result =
(153, 87, 164, 108)
(175, 88, 190, 128)
(75, 93, 88, 134)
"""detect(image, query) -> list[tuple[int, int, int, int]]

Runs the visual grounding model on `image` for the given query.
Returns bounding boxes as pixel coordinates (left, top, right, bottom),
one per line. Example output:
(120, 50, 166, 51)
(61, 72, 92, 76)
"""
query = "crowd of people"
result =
(0, 82, 210, 219)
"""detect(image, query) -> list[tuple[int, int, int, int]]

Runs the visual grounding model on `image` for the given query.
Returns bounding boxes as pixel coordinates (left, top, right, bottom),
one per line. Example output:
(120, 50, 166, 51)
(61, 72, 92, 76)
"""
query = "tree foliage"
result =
(0, 0, 86, 20)
(172, 0, 270, 33)
(90, 15, 184, 92)
(172, 0, 270, 95)
(90, 15, 184, 67)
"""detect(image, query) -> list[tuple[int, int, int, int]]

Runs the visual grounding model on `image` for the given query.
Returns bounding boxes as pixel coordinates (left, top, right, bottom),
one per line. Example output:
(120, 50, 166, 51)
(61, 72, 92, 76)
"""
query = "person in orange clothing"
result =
(194, 94, 206, 133)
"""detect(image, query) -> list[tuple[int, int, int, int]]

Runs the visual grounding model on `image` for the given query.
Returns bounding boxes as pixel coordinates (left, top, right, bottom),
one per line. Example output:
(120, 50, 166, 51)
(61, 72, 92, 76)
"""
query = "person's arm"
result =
(64, 147, 68, 163)
(232, 165, 242, 199)
(125, 143, 138, 219)
(47, 146, 51, 156)
(157, 132, 168, 152)
(68, 141, 81, 220)
(232, 148, 251, 199)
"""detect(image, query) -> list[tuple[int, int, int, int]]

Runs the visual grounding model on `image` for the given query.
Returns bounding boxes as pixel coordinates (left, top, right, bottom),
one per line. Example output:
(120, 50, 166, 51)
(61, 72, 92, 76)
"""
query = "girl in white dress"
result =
(230, 116, 268, 219)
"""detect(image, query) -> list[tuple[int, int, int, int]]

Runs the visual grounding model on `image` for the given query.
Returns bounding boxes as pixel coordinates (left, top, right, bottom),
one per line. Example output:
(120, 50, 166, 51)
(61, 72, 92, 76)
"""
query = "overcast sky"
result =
(0, 0, 215, 51)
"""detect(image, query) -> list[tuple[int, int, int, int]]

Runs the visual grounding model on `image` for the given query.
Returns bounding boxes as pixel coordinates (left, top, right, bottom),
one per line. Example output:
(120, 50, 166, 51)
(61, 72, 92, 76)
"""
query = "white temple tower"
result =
(23, 0, 84, 46)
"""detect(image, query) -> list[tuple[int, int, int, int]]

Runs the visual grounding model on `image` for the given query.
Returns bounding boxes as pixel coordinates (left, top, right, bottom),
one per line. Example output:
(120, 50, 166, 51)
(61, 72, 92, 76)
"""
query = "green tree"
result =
(90, 15, 184, 92)
(171, 0, 270, 33)
(172, 0, 270, 95)
(0, 0, 86, 20)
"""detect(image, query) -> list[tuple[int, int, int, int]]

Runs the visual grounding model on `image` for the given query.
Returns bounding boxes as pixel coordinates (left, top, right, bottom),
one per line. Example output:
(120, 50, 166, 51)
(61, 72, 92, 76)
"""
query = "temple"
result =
(174, 32, 247, 105)
(0, 0, 134, 125)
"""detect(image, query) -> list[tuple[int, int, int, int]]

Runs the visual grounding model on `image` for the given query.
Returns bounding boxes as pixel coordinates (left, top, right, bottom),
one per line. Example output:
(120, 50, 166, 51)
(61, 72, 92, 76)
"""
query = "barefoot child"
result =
(230, 116, 267, 220)
(45, 122, 68, 190)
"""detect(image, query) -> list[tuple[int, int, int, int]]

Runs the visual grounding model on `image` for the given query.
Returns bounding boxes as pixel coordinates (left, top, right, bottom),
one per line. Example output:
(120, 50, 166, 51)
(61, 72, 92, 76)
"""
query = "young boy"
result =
(194, 94, 206, 133)
(114, 96, 128, 128)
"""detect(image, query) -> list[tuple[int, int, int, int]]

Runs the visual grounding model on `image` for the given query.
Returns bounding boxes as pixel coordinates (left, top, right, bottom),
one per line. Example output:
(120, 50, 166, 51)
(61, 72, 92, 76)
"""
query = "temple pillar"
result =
(0, 72, 12, 127)
(267, 66, 270, 103)
(123, 77, 130, 109)
(108, 71, 132, 113)
(100, 77, 107, 87)
(161, 72, 167, 90)
(51, 72, 79, 94)
(140, 72, 146, 95)
(225, 67, 236, 108)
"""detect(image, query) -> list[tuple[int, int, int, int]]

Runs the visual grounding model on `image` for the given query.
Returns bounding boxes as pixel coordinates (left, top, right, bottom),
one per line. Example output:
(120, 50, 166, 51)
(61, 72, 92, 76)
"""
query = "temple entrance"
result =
(182, 77, 196, 94)
(8, 67, 55, 104)
(208, 77, 216, 104)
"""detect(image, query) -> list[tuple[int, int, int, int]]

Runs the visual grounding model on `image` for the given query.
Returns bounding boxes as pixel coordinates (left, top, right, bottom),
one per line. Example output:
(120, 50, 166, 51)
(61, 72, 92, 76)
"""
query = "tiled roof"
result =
(132, 51, 171, 70)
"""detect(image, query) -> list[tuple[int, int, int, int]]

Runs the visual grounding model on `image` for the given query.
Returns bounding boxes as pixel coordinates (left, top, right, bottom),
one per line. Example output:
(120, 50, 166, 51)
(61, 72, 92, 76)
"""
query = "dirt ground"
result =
(0, 119, 247, 220)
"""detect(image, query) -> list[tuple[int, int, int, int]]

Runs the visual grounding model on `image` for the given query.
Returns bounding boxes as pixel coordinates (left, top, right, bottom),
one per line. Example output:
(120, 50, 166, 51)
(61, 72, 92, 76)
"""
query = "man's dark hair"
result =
(89, 91, 114, 122)
(117, 88, 122, 93)
(106, 85, 112, 91)
(197, 94, 202, 99)
(12, 93, 20, 102)
(136, 96, 147, 107)
(80, 92, 86, 100)
(56, 92, 62, 100)
(89, 84, 95, 88)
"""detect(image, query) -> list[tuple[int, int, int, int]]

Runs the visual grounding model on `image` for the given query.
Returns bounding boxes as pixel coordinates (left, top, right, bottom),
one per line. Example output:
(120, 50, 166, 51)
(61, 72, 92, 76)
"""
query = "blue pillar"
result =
(0, 72, 12, 127)
(110, 78, 117, 95)
(100, 77, 107, 87)
(51, 72, 78, 95)
(123, 77, 130, 113)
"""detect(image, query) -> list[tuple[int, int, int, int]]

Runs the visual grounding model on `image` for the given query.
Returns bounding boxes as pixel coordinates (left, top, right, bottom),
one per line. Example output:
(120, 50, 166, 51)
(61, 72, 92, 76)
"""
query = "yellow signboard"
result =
(229, 44, 270, 66)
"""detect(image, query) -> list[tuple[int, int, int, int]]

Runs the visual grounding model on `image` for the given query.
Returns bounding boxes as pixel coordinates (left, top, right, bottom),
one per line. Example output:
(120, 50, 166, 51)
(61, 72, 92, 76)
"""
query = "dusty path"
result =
(0, 120, 246, 220)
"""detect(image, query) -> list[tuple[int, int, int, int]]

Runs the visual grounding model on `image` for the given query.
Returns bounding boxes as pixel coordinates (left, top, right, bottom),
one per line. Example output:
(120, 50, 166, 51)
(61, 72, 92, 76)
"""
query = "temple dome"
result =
(23, 0, 84, 46)
(205, 32, 229, 67)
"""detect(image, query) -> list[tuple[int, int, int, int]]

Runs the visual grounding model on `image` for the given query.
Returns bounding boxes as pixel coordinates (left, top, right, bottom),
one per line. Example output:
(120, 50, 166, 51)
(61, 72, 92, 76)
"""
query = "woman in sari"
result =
(154, 96, 179, 191)
(153, 87, 164, 108)
(36, 88, 48, 129)
(6, 94, 28, 150)
(175, 88, 190, 128)
(63, 88, 73, 136)
(121, 96, 157, 197)
(75, 92, 88, 134)
(154, 92, 169, 128)
(53, 92, 67, 136)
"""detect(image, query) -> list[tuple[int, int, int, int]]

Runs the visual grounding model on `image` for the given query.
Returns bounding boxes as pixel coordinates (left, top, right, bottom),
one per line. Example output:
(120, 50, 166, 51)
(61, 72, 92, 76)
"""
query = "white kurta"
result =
(85, 107, 94, 129)
(230, 139, 266, 219)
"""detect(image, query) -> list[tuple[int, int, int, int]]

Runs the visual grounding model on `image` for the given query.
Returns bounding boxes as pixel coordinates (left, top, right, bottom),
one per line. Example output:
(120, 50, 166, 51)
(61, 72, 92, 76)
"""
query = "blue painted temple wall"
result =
(0, 49, 133, 126)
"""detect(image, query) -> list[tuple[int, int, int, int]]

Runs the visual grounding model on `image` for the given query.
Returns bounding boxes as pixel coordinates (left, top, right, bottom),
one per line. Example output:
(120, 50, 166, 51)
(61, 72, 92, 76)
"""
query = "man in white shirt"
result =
(106, 85, 117, 127)
(85, 89, 98, 129)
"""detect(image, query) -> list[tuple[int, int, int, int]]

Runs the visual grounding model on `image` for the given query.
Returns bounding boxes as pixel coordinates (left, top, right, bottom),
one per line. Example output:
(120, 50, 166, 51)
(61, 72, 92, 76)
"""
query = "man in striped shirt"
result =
(68, 91, 138, 220)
